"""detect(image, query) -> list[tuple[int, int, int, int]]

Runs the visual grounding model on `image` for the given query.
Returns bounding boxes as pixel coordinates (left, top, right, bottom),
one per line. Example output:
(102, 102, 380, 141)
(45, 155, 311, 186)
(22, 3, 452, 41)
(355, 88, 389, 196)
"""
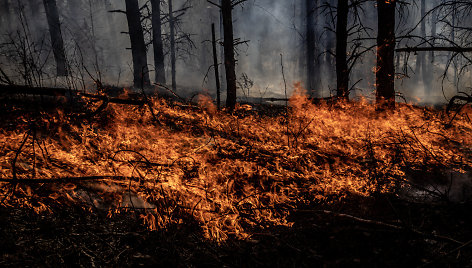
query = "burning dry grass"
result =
(1, 87, 472, 241)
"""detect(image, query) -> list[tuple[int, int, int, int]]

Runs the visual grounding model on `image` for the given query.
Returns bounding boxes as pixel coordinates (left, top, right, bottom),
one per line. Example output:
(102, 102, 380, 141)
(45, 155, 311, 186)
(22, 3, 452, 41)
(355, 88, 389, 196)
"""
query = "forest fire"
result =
(1, 87, 471, 241)
(2, 0, 472, 265)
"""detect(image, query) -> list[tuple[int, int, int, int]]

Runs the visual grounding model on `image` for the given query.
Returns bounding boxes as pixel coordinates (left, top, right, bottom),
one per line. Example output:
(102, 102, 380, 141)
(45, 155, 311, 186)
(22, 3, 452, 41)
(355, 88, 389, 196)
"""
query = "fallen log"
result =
(0, 84, 146, 106)
(0, 84, 67, 97)
(0, 176, 140, 184)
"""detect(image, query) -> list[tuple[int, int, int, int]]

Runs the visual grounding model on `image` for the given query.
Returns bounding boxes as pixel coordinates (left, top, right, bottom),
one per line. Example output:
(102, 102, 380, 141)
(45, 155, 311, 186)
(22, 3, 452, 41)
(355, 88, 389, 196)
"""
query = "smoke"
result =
(0, 0, 470, 104)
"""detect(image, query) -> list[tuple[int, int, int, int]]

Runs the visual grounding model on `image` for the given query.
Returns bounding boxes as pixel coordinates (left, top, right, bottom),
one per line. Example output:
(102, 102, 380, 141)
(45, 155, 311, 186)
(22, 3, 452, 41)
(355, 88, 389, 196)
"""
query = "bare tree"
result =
(208, 0, 246, 111)
(125, 0, 150, 88)
(168, 0, 177, 91)
(221, 0, 237, 110)
(151, 0, 166, 84)
(396, 1, 472, 98)
(43, 0, 68, 76)
(306, 0, 319, 96)
(335, 0, 348, 99)
(376, 0, 397, 108)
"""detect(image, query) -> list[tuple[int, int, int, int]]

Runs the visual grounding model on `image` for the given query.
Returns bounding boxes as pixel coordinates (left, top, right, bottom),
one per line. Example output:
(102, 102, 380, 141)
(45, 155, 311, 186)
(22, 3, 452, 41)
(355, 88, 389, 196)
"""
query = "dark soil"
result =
(1, 196, 471, 267)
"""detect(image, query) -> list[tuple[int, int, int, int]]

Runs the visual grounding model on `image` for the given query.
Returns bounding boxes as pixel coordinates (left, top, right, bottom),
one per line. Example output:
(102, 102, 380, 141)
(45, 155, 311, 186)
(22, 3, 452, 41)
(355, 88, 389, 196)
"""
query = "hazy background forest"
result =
(1, 0, 471, 105)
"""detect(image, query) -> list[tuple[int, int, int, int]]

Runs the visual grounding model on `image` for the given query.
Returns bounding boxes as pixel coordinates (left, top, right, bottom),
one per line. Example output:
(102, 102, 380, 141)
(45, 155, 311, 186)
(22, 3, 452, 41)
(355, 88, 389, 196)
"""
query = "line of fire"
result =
(1, 0, 472, 266)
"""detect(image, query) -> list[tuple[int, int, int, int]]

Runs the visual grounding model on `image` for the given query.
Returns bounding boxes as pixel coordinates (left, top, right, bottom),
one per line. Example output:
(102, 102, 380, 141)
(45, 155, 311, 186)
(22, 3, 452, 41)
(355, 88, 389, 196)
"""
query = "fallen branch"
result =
(302, 209, 463, 245)
(0, 84, 67, 96)
(0, 85, 146, 106)
(0, 176, 140, 184)
(81, 92, 145, 106)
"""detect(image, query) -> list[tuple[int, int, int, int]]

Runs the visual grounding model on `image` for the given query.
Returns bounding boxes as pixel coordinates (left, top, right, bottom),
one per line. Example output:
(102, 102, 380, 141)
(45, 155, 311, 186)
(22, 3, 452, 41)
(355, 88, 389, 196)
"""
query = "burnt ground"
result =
(1, 195, 471, 267)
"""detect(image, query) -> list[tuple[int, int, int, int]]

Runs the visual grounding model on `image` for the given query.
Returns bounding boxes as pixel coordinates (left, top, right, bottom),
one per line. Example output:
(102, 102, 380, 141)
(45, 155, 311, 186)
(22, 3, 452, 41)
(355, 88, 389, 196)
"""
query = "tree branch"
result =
(396, 46, 472, 53)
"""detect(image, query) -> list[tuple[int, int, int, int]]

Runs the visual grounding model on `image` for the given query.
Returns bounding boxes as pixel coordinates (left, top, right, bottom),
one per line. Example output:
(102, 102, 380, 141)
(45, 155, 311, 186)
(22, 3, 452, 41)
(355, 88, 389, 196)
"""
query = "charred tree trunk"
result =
(376, 0, 396, 108)
(306, 0, 318, 96)
(221, 0, 237, 111)
(151, 0, 166, 84)
(43, 0, 68, 76)
(324, 0, 336, 91)
(212, 23, 221, 110)
(168, 0, 177, 91)
(336, 0, 349, 99)
(125, 0, 150, 88)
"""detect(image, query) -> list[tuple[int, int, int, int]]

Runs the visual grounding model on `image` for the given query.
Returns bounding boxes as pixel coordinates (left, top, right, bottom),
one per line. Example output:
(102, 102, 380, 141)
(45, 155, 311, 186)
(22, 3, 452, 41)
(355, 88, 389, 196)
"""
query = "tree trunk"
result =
(336, 0, 349, 99)
(324, 0, 336, 91)
(168, 0, 177, 91)
(43, 0, 68, 76)
(376, 0, 396, 108)
(151, 0, 166, 84)
(306, 0, 318, 96)
(125, 0, 150, 88)
(221, 0, 237, 111)
(212, 23, 221, 110)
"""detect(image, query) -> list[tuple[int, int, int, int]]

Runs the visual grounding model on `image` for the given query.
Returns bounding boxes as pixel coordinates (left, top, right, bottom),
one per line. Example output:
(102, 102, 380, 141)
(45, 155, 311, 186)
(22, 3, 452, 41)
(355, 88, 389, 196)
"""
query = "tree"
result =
(322, 0, 336, 91)
(125, 0, 150, 88)
(168, 0, 177, 91)
(414, 0, 431, 91)
(396, 1, 472, 95)
(43, 0, 68, 76)
(306, 0, 318, 96)
(335, 0, 349, 99)
(151, 0, 166, 84)
(208, 0, 244, 111)
(221, 0, 237, 110)
(376, 0, 397, 108)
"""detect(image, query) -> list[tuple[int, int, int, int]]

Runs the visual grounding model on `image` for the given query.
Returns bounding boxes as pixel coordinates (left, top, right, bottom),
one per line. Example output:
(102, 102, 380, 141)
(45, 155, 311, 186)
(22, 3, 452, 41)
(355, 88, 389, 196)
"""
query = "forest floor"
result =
(1, 90, 472, 267)
(1, 196, 472, 267)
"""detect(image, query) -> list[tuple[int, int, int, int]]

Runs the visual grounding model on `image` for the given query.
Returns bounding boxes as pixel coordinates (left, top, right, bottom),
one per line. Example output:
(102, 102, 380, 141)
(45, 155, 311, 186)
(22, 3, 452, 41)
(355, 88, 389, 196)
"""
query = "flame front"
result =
(1, 87, 471, 241)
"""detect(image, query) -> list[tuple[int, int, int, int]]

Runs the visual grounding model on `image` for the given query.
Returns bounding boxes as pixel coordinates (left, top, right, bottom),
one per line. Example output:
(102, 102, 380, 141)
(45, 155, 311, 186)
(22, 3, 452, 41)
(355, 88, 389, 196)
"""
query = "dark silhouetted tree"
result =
(151, 0, 166, 84)
(43, 0, 68, 76)
(335, 0, 348, 99)
(168, 0, 176, 91)
(221, 0, 241, 111)
(376, 0, 396, 108)
(306, 0, 318, 95)
(125, 0, 150, 87)
(208, 0, 244, 111)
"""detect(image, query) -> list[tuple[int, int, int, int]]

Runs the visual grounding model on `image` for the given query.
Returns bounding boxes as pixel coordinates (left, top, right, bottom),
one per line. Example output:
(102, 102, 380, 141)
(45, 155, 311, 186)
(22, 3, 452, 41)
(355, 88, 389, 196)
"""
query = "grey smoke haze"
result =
(0, 0, 470, 104)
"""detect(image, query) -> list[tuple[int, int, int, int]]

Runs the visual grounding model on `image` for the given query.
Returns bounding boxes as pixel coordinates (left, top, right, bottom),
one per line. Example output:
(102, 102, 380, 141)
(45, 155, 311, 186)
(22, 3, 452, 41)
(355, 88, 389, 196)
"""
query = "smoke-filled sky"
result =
(0, 0, 471, 104)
